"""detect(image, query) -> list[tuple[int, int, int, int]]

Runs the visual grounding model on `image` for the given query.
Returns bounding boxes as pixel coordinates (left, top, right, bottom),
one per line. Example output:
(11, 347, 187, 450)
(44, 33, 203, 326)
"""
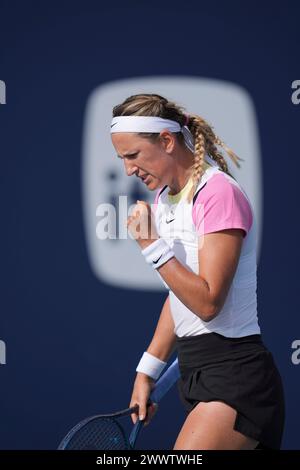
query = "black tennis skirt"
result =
(175, 332, 285, 449)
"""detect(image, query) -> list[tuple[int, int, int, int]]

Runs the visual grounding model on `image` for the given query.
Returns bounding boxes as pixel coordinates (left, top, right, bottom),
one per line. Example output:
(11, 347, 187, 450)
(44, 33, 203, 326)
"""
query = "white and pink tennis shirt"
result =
(153, 155, 261, 338)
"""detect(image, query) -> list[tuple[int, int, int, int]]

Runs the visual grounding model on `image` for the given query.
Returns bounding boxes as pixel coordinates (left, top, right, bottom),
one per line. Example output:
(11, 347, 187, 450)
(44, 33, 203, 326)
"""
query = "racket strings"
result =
(65, 418, 129, 450)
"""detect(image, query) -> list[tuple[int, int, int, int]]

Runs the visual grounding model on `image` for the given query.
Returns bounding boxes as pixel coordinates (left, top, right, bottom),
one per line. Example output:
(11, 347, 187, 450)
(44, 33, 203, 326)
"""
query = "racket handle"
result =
(129, 400, 157, 449)
(129, 418, 145, 449)
(129, 358, 180, 449)
(149, 357, 180, 404)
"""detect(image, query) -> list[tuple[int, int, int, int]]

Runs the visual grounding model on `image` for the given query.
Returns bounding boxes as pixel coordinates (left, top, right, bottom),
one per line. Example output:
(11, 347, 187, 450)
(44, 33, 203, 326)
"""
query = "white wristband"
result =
(136, 351, 167, 380)
(141, 238, 174, 270)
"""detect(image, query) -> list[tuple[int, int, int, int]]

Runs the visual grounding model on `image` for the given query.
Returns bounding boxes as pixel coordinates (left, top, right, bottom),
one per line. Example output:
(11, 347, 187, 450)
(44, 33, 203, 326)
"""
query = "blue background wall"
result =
(0, 0, 299, 449)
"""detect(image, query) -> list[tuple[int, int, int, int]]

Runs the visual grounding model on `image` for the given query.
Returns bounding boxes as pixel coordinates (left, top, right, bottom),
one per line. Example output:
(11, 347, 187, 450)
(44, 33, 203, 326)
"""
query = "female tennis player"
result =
(110, 93, 285, 450)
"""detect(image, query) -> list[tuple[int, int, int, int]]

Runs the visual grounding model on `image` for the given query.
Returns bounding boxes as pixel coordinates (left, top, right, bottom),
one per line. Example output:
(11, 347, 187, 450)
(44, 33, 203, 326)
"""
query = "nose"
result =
(124, 159, 138, 177)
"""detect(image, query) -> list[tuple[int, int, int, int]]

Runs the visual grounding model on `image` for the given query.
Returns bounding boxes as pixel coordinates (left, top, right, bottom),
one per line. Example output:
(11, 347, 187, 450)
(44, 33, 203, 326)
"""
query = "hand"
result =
(129, 373, 159, 427)
(127, 200, 159, 249)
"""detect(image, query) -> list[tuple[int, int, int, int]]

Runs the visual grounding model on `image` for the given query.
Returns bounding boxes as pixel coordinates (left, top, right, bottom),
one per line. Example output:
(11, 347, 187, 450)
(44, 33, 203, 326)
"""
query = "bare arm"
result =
(139, 294, 177, 368)
(157, 229, 244, 322)
(147, 294, 177, 362)
(128, 201, 245, 324)
(132, 295, 177, 423)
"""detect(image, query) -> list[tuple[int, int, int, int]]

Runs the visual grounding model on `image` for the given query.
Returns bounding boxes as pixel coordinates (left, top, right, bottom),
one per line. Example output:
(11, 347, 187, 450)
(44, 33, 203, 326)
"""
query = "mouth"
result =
(139, 174, 151, 184)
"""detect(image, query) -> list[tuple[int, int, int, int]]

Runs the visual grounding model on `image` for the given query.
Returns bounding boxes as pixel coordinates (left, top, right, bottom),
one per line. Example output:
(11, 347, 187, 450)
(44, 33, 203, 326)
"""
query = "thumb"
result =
(137, 200, 148, 207)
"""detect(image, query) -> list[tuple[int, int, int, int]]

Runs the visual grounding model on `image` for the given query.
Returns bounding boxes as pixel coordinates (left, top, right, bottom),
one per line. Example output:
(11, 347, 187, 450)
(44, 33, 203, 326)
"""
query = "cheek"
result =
(155, 158, 173, 177)
(148, 153, 170, 173)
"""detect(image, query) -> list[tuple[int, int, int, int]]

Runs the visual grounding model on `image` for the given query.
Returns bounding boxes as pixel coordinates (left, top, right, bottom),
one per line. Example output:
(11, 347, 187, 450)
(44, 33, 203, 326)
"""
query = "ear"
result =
(158, 130, 175, 154)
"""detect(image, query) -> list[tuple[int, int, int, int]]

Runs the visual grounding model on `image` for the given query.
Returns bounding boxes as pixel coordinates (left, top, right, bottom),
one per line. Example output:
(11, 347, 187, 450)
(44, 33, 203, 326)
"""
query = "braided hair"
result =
(112, 93, 244, 202)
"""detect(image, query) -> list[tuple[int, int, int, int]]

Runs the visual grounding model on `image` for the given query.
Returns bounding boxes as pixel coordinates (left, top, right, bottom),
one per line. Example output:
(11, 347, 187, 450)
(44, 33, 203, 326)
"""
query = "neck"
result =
(168, 146, 195, 195)
(168, 152, 212, 195)
(168, 168, 193, 195)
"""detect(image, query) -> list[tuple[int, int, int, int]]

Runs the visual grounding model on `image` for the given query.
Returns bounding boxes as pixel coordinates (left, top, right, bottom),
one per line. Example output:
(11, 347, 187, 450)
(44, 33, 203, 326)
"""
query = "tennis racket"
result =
(58, 357, 180, 450)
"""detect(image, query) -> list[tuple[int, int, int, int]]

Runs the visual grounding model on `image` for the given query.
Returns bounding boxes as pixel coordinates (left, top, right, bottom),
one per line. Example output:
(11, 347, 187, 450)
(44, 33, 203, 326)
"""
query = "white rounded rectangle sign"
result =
(82, 77, 262, 291)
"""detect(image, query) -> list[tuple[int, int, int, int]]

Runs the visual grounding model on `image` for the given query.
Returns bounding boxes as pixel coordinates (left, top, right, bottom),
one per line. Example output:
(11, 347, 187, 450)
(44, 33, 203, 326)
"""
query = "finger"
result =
(126, 215, 136, 227)
(137, 200, 147, 206)
(143, 403, 158, 426)
(129, 402, 139, 424)
(130, 409, 139, 424)
(128, 210, 140, 221)
(135, 203, 148, 214)
(144, 403, 156, 419)
(138, 403, 147, 422)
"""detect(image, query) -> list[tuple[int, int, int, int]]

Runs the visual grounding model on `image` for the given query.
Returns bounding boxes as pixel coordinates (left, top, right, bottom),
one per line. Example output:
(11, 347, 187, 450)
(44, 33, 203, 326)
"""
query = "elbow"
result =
(196, 302, 221, 323)
(193, 278, 223, 322)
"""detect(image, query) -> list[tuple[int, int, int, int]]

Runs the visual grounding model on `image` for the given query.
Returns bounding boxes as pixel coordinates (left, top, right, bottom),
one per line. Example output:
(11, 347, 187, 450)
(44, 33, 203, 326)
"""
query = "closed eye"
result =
(117, 153, 138, 159)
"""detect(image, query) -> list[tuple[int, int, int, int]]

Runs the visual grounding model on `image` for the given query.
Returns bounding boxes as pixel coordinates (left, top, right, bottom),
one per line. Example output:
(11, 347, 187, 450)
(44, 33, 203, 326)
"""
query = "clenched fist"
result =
(127, 200, 159, 249)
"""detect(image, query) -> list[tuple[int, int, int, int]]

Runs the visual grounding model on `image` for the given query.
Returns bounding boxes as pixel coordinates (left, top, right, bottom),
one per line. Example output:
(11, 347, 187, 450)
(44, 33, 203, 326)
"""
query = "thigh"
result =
(173, 401, 259, 450)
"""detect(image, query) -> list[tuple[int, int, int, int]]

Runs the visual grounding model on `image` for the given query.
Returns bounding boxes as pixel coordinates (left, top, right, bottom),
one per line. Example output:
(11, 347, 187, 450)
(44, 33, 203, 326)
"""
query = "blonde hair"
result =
(112, 93, 244, 202)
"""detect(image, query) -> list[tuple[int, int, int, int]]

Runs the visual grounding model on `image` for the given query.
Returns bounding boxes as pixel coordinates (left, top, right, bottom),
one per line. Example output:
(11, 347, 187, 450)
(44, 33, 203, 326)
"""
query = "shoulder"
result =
(196, 172, 251, 207)
(192, 172, 254, 237)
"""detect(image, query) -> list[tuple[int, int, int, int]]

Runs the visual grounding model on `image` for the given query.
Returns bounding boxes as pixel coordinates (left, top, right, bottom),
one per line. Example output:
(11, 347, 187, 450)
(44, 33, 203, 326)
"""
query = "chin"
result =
(147, 179, 161, 191)
(142, 174, 166, 191)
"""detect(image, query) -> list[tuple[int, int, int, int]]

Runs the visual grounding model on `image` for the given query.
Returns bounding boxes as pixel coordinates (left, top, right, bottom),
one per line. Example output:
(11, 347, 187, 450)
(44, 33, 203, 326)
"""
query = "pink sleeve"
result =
(192, 175, 253, 238)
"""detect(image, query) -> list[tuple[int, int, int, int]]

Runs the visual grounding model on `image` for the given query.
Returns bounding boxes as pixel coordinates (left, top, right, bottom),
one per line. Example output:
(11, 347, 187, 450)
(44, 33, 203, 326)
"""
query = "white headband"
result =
(110, 116, 195, 153)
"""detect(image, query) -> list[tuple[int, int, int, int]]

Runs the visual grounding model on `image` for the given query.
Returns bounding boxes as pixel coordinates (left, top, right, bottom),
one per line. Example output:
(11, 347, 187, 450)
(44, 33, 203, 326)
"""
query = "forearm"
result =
(157, 257, 217, 322)
(145, 295, 177, 363)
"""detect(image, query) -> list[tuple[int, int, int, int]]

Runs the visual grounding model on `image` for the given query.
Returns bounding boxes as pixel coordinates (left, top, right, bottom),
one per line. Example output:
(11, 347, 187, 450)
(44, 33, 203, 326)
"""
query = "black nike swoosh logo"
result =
(166, 218, 175, 224)
(153, 254, 163, 264)
(110, 123, 117, 128)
